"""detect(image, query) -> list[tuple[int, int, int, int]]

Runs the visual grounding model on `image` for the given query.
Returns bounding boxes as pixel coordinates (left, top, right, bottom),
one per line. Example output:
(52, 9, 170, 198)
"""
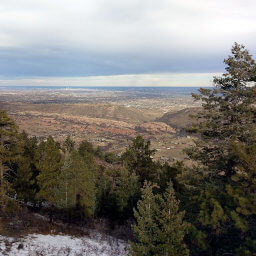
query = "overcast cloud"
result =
(0, 0, 255, 86)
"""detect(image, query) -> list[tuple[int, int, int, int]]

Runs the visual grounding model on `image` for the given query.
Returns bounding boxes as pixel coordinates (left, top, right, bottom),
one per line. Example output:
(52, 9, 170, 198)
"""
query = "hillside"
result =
(157, 107, 201, 130)
(0, 101, 192, 163)
(0, 102, 158, 124)
(0, 210, 128, 256)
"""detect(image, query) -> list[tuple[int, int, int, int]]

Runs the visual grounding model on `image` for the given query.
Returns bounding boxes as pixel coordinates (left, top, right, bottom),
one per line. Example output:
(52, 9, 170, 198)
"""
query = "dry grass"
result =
(0, 207, 88, 238)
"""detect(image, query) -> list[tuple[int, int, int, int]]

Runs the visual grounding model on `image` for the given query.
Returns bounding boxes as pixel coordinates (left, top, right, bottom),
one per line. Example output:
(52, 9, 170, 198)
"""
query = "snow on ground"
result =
(0, 233, 128, 256)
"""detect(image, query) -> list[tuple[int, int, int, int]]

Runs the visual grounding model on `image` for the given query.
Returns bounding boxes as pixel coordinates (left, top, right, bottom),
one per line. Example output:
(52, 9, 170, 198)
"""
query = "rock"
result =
(18, 244, 24, 250)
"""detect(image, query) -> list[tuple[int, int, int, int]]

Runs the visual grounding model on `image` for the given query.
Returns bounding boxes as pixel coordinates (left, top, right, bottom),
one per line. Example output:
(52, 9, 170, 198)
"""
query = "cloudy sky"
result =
(0, 0, 255, 86)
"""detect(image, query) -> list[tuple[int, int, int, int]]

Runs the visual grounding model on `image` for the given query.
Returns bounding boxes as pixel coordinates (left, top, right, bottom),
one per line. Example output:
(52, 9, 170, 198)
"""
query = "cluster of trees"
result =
(183, 43, 256, 256)
(0, 43, 256, 255)
(0, 114, 178, 220)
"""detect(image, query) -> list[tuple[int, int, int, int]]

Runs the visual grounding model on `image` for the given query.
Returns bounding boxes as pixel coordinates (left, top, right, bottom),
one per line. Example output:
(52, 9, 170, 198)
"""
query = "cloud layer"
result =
(0, 0, 255, 83)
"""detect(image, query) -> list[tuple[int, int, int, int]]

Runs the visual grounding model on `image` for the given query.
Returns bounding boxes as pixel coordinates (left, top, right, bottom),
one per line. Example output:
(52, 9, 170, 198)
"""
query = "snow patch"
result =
(0, 233, 128, 256)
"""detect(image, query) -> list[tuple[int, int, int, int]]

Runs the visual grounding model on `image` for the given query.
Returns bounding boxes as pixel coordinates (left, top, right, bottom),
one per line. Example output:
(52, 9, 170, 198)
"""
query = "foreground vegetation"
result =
(0, 43, 256, 255)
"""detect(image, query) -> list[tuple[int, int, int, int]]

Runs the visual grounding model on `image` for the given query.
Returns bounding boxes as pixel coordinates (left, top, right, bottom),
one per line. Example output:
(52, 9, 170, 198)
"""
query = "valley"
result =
(0, 87, 200, 164)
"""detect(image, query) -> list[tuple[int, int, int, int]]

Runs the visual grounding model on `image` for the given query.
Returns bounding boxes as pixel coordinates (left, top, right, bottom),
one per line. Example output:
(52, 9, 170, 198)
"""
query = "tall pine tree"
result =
(130, 182, 189, 256)
(187, 43, 256, 177)
(0, 110, 19, 208)
(185, 43, 256, 255)
(12, 132, 39, 203)
(36, 136, 62, 206)
(56, 150, 96, 218)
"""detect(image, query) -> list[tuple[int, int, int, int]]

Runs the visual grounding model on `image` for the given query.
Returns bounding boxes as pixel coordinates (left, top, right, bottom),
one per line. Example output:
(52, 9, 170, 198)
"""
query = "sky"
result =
(0, 0, 255, 87)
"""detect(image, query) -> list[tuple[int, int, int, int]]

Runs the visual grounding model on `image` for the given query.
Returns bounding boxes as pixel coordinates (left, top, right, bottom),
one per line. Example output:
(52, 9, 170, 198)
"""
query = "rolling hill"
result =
(0, 102, 158, 124)
(157, 107, 201, 130)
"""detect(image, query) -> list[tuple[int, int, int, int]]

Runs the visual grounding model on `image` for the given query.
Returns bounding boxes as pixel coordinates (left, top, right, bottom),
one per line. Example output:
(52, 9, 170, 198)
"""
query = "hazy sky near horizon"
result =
(0, 0, 255, 86)
(0, 73, 220, 87)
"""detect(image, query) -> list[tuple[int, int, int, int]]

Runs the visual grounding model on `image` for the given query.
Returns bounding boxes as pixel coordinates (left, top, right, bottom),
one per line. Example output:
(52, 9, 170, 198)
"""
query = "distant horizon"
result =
(0, 85, 213, 88)
(0, 72, 219, 88)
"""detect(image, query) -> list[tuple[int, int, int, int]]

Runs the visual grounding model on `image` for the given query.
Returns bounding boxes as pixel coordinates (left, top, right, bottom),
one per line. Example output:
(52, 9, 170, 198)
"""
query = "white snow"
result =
(0, 233, 128, 256)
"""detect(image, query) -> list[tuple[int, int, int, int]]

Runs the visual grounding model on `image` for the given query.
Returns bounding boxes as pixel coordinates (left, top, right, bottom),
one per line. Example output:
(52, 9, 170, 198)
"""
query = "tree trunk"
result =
(49, 204, 54, 223)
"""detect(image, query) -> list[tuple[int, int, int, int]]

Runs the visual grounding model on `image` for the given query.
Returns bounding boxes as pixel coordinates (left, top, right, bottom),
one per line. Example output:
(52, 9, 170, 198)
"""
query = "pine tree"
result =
(55, 156, 73, 209)
(94, 146, 104, 159)
(227, 141, 256, 231)
(12, 132, 39, 203)
(130, 182, 189, 256)
(187, 43, 256, 177)
(104, 152, 119, 164)
(227, 140, 256, 254)
(0, 110, 19, 208)
(185, 43, 256, 255)
(110, 168, 140, 220)
(156, 182, 189, 256)
(122, 136, 159, 182)
(56, 150, 96, 217)
(36, 136, 62, 206)
(158, 161, 184, 194)
(78, 140, 95, 166)
(64, 135, 75, 153)
(78, 140, 94, 155)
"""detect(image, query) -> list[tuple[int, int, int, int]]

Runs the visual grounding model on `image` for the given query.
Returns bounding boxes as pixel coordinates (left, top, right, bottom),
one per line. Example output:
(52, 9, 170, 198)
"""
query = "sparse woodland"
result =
(0, 43, 256, 255)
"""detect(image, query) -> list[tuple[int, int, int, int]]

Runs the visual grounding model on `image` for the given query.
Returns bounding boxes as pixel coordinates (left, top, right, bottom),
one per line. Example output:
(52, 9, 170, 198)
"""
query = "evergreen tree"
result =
(0, 110, 19, 208)
(130, 182, 189, 256)
(122, 136, 159, 182)
(227, 140, 256, 255)
(158, 161, 184, 194)
(110, 168, 140, 220)
(95, 167, 139, 221)
(94, 146, 104, 159)
(78, 140, 95, 166)
(94, 166, 116, 218)
(185, 43, 256, 255)
(78, 140, 94, 155)
(227, 141, 256, 232)
(104, 152, 119, 164)
(56, 150, 96, 217)
(64, 135, 75, 153)
(36, 136, 62, 206)
(12, 132, 39, 203)
(54, 156, 72, 209)
(187, 43, 256, 177)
